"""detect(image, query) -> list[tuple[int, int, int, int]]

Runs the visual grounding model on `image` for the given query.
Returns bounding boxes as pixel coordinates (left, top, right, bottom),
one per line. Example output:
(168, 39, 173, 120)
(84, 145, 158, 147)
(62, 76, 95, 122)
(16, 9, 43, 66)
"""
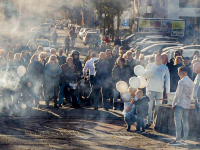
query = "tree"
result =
(90, 0, 131, 41)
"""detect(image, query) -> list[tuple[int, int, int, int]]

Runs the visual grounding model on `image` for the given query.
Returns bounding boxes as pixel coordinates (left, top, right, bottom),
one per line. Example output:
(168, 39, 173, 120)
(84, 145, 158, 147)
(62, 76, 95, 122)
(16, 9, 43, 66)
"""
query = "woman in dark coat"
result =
(44, 54, 62, 108)
(27, 54, 44, 107)
(170, 56, 183, 92)
(112, 58, 130, 110)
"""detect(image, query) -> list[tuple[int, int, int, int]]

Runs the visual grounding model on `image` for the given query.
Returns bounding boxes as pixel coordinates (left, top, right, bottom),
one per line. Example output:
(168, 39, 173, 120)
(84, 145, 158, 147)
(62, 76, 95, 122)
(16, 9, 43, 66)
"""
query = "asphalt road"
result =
(0, 27, 199, 149)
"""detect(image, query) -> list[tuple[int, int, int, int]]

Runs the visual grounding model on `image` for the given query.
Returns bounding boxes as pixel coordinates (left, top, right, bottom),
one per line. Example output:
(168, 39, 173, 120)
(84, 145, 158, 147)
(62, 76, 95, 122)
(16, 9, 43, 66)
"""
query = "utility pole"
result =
(98, 0, 100, 33)
(81, 0, 85, 27)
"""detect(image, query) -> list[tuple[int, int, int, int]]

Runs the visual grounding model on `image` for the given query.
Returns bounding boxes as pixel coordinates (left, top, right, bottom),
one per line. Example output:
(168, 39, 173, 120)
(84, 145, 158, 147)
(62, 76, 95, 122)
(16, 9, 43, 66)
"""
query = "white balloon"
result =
(129, 77, 140, 88)
(138, 76, 147, 88)
(116, 81, 128, 93)
(142, 71, 154, 79)
(134, 65, 145, 76)
(121, 91, 131, 102)
(146, 63, 156, 71)
(17, 65, 26, 77)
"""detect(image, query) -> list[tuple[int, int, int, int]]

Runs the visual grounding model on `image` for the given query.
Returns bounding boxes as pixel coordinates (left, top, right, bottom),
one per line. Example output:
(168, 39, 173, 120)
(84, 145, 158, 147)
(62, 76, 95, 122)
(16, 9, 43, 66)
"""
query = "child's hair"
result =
(136, 89, 143, 96)
(128, 87, 136, 93)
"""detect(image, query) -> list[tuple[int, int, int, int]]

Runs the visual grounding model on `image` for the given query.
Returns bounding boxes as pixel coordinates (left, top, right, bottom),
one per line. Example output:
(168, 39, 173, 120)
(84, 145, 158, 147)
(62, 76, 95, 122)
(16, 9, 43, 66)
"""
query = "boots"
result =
(113, 103, 117, 110)
(54, 96, 59, 108)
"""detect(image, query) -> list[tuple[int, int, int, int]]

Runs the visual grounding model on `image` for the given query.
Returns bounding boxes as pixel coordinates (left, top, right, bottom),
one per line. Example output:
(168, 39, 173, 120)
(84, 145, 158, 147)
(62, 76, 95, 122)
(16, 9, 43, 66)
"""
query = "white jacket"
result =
(146, 63, 170, 93)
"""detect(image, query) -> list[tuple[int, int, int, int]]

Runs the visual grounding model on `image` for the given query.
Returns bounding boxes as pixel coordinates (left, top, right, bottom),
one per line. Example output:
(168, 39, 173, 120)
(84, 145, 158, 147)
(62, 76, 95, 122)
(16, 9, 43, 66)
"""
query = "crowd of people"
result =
(0, 32, 199, 146)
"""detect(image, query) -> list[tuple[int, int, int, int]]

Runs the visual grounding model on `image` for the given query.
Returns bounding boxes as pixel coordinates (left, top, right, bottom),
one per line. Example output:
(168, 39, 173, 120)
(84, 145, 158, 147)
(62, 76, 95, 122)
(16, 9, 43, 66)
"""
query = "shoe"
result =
(168, 140, 182, 146)
(133, 130, 141, 133)
(113, 103, 117, 110)
(126, 125, 131, 131)
(75, 105, 82, 109)
(85, 102, 91, 106)
(94, 107, 98, 110)
(145, 123, 151, 129)
(120, 103, 124, 111)
(141, 131, 146, 134)
(103, 107, 109, 111)
(54, 105, 59, 108)
(181, 140, 188, 145)
(59, 104, 62, 107)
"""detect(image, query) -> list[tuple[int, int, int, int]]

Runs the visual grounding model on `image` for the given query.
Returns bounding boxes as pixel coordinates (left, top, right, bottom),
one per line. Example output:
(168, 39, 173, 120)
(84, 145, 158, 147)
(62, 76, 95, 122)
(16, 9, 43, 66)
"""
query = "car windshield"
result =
(37, 41, 49, 47)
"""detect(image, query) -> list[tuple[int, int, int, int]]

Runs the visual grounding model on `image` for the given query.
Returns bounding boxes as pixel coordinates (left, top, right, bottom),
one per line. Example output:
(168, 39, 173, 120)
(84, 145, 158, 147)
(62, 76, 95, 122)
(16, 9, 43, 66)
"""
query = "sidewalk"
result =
(0, 101, 200, 150)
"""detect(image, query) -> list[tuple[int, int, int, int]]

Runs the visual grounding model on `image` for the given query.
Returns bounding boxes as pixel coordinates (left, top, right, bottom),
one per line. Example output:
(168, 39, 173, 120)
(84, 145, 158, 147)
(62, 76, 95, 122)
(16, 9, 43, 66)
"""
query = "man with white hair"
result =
(146, 54, 170, 128)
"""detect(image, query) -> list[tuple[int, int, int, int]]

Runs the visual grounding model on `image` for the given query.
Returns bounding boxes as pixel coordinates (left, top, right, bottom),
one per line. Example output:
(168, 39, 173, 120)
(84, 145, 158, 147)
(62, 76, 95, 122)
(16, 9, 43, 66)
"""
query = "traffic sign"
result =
(123, 19, 129, 26)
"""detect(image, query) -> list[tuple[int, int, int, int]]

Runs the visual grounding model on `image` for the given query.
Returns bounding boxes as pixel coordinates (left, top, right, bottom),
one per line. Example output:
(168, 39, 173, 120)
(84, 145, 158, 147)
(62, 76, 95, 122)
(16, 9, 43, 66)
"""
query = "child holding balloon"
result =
(134, 90, 150, 133)
(123, 87, 137, 131)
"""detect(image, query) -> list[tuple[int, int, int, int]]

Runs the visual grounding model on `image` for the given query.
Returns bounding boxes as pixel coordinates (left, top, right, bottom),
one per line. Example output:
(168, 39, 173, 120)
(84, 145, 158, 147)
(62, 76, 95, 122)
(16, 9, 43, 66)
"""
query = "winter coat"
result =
(94, 59, 111, 84)
(27, 61, 44, 83)
(134, 96, 150, 117)
(60, 63, 78, 84)
(45, 63, 62, 97)
(112, 65, 130, 84)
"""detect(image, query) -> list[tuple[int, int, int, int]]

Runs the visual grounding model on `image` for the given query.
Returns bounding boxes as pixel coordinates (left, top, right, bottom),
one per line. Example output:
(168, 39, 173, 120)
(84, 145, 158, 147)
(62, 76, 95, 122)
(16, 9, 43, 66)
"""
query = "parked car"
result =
(83, 32, 99, 45)
(40, 23, 51, 30)
(55, 24, 62, 30)
(162, 45, 200, 52)
(140, 37, 178, 43)
(78, 28, 92, 39)
(129, 35, 168, 47)
(121, 34, 136, 45)
(30, 28, 42, 38)
(62, 20, 68, 27)
(36, 39, 51, 55)
(133, 41, 177, 51)
(141, 43, 183, 55)
(163, 49, 200, 61)
(75, 26, 82, 35)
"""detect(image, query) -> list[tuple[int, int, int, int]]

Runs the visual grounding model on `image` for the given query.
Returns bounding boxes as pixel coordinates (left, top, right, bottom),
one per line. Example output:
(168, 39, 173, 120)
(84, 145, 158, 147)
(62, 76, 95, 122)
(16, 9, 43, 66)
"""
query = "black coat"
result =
(170, 64, 183, 92)
(114, 39, 121, 46)
(27, 61, 44, 82)
(112, 65, 130, 84)
(134, 96, 150, 117)
(57, 56, 67, 66)
(73, 59, 83, 77)
(94, 59, 111, 84)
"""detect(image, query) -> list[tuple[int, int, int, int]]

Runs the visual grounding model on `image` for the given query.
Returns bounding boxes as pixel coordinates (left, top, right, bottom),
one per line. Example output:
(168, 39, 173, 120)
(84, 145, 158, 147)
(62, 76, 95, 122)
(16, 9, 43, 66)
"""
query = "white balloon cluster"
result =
(116, 64, 155, 102)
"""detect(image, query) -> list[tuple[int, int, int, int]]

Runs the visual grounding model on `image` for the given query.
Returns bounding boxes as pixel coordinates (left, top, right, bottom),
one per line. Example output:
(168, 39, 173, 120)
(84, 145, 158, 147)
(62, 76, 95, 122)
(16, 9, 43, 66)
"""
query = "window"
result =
(179, 0, 200, 8)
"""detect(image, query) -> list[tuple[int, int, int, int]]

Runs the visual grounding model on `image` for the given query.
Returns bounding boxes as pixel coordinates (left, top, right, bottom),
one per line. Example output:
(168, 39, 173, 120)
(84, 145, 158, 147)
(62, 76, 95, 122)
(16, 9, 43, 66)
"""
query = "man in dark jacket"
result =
(57, 48, 67, 66)
(93, 52, 111, 110)
(52, 31, 58, 45)
(71, 50, 83, 79)
(64, 35, 70, 54)
(184, 57, 192, 80)
(134, 90, 150, 133)
(114, 36, 121, 46)
(112, 58, 130, 110)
